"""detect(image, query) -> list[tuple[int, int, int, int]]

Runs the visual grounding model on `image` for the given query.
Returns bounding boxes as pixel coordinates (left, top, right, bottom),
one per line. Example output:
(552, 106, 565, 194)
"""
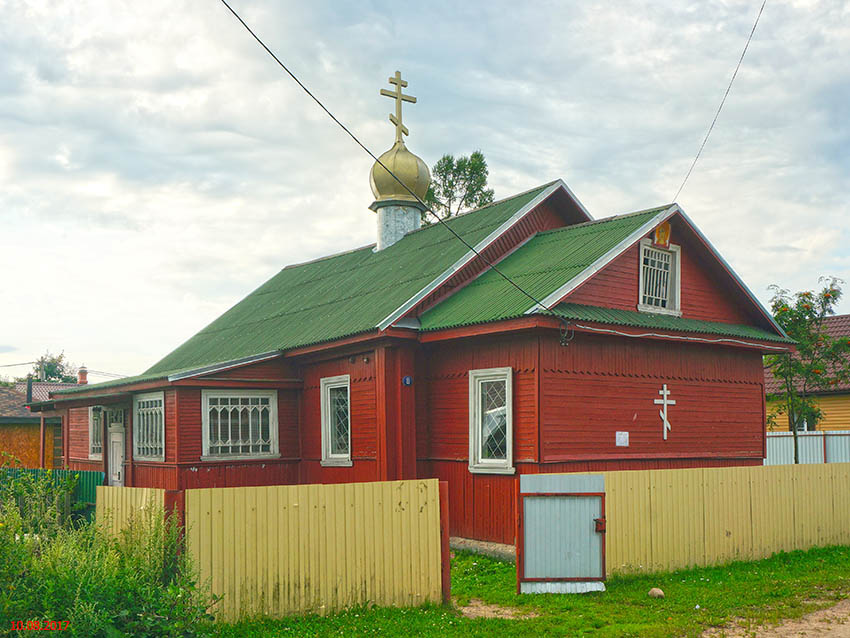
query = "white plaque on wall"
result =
(616, 431, 629, 447)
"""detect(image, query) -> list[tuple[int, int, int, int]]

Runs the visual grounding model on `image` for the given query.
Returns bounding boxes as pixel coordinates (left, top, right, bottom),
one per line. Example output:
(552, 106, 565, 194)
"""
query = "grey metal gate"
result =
(516, 474, 606, 593)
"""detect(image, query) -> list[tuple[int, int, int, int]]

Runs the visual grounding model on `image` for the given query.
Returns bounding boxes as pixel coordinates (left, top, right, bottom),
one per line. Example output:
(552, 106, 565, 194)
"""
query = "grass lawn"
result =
(216, 545, 850, 637)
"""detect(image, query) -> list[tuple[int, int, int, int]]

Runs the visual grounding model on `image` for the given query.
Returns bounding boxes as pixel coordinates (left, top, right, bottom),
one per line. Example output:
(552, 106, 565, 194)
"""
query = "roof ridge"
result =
(534, 204, 673, 237)
(402, 180, 560, 236)
(282, 242, 375, 271)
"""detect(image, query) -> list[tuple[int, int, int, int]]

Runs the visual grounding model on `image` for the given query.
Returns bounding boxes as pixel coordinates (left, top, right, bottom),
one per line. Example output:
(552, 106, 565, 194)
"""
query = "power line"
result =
(673, 0, 767, 202)
(86, 369, 127, 379)
(218, 0, 555, 317)
(0, 361, 36, 368)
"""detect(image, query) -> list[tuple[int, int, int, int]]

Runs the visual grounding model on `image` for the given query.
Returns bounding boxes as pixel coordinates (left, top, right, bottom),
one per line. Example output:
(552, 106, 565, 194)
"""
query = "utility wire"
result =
(218, 0, 555, 316)
(86, 369, 127, 379)
(0, 361, 37, 368)
(673, 0, 767, 202)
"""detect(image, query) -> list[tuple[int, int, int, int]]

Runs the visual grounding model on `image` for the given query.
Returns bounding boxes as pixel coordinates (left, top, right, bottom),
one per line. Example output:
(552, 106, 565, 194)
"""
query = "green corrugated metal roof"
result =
(419, 207, 668, 331)
(553, 303, 793, 343)
(57, 183, 555, 395)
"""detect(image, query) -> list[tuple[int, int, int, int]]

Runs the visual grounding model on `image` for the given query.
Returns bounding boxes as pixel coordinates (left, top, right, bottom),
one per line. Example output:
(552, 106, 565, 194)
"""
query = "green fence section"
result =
(0, 468, 105, 506)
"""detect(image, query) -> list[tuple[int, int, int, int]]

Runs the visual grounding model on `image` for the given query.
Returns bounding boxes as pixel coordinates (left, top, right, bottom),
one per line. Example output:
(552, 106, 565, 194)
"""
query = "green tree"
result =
(765, 277, 850, 463)
(17, 351, 77, 383)
(424, 151, 495, 222)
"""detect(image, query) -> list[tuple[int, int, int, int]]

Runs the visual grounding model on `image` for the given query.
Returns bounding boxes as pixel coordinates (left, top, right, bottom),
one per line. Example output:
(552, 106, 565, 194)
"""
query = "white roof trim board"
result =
(377, 180, 591, 331)
(166, 351, 283, 381)
(523, 204, 789, 340)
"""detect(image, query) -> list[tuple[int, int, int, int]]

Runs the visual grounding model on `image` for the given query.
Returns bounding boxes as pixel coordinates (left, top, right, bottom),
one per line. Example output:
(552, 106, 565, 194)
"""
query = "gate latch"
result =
(594, 517, 606, 534)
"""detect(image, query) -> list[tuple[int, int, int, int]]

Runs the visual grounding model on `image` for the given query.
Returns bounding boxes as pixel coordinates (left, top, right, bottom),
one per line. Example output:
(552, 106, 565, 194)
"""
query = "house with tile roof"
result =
(29, 76, 791, 543)
(0, 385, 62, 469)
(765, 314, 850, 431)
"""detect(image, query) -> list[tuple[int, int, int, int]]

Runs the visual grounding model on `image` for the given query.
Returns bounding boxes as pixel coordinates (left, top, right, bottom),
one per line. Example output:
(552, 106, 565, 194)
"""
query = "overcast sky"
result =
(0, 0, 847, 380)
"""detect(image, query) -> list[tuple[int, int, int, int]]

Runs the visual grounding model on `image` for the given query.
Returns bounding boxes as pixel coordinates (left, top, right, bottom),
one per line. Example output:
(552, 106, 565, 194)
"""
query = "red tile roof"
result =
(0, 386, 38, 419)
(13, 381, 79, 402)
(765, 314, 850, 394)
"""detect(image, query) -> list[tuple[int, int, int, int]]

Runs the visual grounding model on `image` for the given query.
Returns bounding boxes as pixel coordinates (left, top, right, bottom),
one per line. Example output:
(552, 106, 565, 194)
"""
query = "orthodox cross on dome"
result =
(653, 384, 676, 440)
(380, 70, 417, 144)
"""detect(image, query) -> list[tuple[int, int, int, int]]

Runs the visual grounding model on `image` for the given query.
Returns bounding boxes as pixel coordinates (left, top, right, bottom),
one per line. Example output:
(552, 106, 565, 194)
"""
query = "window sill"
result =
(134, 456, 165, 463)
(469, 464, 516, 475)
(200, 453, 281, 462)
(637, 304, 682, 317)
(88, 454, 102, 461)
(321, 458, 353, 468)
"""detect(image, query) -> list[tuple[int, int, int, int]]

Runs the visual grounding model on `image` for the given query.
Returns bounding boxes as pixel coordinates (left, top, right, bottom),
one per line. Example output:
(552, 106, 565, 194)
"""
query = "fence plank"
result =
(95, 486, 164, 533)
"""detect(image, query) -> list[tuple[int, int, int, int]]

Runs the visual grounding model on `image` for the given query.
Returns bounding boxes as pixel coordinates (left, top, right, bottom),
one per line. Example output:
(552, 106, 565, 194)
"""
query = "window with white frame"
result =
(638, 239, 681, 316)
(468, 367, 514, 474)
(320, 375, 351, 466)
(133, 392, 164, 460)
(201, 390, 278, 459)
(89, 406, 103, 459)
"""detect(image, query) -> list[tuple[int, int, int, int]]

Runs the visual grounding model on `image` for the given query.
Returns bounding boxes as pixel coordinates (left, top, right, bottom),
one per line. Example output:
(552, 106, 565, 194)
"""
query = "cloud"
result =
(0, 346, 17, 354)
(0, 0, 848, 375)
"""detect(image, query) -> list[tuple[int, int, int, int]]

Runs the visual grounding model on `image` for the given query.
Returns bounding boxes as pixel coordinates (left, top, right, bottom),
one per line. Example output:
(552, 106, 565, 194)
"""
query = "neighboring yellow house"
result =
(765, 314, 850, 431)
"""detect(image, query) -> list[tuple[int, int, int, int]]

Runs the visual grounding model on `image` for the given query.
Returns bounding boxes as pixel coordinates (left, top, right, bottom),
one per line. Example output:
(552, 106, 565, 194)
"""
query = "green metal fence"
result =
(0, 468, 105, 519)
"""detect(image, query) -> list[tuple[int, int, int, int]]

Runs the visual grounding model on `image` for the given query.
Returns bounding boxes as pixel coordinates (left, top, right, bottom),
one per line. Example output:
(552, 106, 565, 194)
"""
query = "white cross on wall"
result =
(653, 384, 676, 440)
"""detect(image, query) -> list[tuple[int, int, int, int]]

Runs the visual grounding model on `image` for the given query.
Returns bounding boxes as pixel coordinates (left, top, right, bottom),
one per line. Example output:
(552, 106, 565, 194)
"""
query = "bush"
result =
(0, 493, 217, 637)
(0, 453, 80, 535)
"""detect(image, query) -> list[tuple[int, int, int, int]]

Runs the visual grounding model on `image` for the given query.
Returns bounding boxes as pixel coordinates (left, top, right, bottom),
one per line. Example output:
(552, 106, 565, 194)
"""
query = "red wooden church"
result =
(31, 75, 790, 544)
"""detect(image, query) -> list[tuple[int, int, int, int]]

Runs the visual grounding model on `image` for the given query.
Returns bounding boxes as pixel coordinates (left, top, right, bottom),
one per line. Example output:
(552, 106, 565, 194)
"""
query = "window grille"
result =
(641, 245, 672, 309)
(89, 406, 103, 458)
(204, 392, 276, 457)
(134, 393, 164, 460)
(469, 368, 514, 474)
(320, 376, 351, 465)
(480, 381, 507, 460)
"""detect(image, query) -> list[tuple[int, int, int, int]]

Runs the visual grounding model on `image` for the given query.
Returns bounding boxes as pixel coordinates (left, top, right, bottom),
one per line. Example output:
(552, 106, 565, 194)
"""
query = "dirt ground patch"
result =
(703, 598, 850, 637)
(458, 598, 538, 620)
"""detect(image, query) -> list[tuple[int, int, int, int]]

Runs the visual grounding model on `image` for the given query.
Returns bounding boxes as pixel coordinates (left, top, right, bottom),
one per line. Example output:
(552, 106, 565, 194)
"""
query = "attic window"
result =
(638, 239, 681, 316)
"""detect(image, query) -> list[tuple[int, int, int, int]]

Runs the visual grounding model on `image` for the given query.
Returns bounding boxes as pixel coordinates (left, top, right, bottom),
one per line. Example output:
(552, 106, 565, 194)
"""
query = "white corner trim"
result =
(378, 180, 591, 331)
(393, 317, 421, 329)
(674, 207, 790, 340)
(525, 205, 678, 314)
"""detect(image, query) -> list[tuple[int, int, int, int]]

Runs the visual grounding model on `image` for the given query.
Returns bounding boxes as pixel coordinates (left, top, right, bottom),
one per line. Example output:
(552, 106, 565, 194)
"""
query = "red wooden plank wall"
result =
(423, 334, 538, 463)
(299, 353, 377, 481)
(179, 460, 299, 490)
(67, 407, 90, 462)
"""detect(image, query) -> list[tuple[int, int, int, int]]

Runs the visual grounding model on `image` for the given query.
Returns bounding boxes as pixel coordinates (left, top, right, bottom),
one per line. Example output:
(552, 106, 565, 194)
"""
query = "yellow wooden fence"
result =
(603, 463, 850, 574)
(185, 479, 444, 619)
(95, 486, 165, 535)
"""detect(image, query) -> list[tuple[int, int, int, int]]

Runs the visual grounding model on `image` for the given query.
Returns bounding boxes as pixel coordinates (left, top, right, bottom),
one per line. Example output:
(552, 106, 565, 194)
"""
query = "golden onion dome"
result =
(370, 140, 431, 205)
